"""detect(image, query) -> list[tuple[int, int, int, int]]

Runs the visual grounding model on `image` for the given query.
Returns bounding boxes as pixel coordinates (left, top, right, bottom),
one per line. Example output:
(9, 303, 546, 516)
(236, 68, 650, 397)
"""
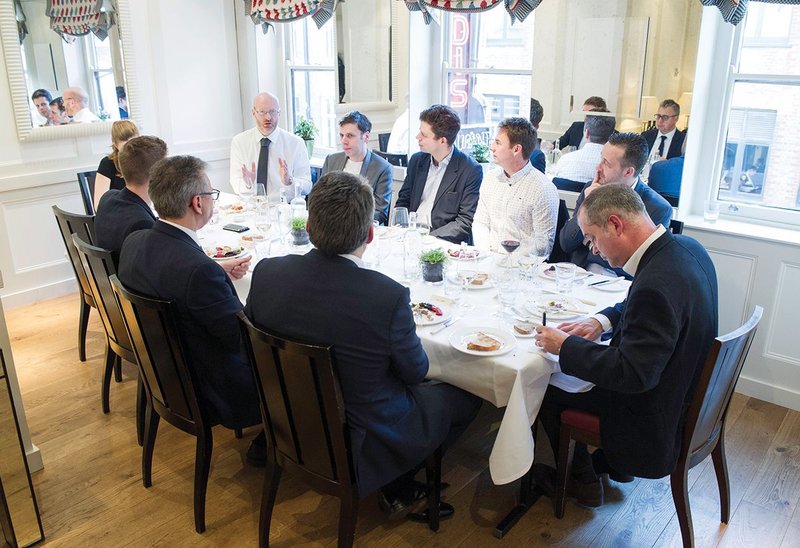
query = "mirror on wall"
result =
(0, 0, 138, 142)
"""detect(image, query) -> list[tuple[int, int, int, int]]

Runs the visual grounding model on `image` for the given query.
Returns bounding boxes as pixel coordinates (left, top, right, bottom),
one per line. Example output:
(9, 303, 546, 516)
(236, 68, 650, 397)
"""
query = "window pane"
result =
(445, 72, 531, 126)
(291, 70, 336, 149)
(288, 18, 335, 66)
(717, 82, 800, 212)
(445, 10, 534, 71)
(739, 5, 798, 73)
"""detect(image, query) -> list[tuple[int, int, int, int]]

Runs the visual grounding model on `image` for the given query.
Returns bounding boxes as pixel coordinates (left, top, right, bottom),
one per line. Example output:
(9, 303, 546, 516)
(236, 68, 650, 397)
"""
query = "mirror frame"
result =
(0, 0, 139, 142)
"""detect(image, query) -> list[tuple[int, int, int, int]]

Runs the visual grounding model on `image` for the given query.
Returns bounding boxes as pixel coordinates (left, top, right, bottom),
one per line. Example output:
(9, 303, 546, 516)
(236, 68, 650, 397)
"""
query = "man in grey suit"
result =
(322, 111, 393, 224)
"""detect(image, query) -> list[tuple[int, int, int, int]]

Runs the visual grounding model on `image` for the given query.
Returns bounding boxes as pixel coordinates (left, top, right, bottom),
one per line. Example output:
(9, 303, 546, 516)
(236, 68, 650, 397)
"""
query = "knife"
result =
(588, 277, 622, 287)
(431, 316, 460, 335)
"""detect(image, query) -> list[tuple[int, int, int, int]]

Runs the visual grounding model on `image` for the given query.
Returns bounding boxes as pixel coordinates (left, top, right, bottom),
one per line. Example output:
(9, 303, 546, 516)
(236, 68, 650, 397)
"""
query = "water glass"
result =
(443, 264, 463, 307)
(555, 263, 576, 294)
(704, 200, 720, 223)
(390, 207, 410, 228)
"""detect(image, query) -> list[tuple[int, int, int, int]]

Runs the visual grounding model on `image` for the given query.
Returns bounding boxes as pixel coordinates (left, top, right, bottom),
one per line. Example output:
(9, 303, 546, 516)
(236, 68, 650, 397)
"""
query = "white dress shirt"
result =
(415, 148, 454, 225)
(160, 220, 201, 248)
(472, 163, 560, 256)
(229, 126, 312, 201)
(649, 128, 676, 160)
(71, 108, 100, 123)
(553, 142, 604, 183)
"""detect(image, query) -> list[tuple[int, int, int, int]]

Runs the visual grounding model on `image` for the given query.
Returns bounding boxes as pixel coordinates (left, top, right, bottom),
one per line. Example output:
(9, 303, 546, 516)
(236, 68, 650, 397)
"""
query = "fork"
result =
(431, 316, 460, 335)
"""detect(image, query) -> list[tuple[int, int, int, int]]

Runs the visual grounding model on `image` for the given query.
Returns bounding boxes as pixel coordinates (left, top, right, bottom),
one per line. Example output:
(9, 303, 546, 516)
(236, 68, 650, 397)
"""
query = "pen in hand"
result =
(542, 311, 547, 327)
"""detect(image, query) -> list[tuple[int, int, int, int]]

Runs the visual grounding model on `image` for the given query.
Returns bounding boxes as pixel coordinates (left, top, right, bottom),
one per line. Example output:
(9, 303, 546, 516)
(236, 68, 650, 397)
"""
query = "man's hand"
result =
(241, 162, 256, 190)
(534, 325, 570, 355)
(279, 158, 293, 186)
(220, 256, 252, 280)
(558, 317, 603, 341)
(583, 168, 603, 198)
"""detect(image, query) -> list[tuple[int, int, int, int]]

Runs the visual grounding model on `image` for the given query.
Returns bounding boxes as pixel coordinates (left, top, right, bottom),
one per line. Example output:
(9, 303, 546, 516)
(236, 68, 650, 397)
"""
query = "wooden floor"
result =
(6, 293, 800, 547)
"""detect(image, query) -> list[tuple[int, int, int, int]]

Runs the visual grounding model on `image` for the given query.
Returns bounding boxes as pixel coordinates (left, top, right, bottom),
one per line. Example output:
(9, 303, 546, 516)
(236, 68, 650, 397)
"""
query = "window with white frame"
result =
(716, 3, 800, 220)
(442, 9, 534, 130)
(284, 18, 337, 149)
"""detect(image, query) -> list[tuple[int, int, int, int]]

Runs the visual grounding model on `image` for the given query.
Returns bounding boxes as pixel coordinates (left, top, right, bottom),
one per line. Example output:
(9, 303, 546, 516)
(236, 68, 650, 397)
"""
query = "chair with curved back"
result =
(111, 274, 224, 534)
(669, 219, 685, 235)
(553, 306, 763, 548)
(52, 206, 96, 362)
(240, 317, 444, 547)
(77, 171, 97, 215)
(551, 177, 586, 193)
(373, 149, 409, 167)
(72, 236, 144, 446)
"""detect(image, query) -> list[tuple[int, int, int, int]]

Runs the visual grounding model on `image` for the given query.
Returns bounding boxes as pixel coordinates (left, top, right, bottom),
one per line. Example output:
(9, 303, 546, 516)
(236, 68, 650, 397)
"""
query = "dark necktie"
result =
(657, 135, 667, 158)
(257, 137, 271, 188)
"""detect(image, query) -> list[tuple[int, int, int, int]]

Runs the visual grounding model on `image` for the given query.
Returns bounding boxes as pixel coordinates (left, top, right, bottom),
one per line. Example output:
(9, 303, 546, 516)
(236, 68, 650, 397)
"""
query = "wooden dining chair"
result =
(240, 317, 445, 548)
(77, 171, 97, 215)
(553, 306, 763, 548)
(373, 149, 409, 167)
(552, 177, 586, 193)
(111, 275, 223, 534)
(72, 236, 145, 446)
(52, 206, 97, 362)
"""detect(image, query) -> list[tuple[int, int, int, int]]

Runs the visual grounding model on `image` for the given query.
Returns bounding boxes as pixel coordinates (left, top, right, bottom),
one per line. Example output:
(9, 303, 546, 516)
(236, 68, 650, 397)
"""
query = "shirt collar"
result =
(623, 224, 666, 276)
(339, 253, 365, 267)
(658, 128, 677, 139)
(432, 147, 454, 169)
(254, 126, 278, 143)
(500, 162, 533, 185)
(160, 219, 202, 247)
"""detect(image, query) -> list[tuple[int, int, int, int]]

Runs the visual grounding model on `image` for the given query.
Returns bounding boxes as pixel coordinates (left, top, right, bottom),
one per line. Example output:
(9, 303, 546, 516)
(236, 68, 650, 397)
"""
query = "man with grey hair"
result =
(229, 91, 311, 200)
(553, 114, 616, 183)
(533, 183, 718, 509)
(245, 171, 480, 520)
(118, 155, 264, 461)
(63, 86, 100, 123)
(642, 98, 685, 161)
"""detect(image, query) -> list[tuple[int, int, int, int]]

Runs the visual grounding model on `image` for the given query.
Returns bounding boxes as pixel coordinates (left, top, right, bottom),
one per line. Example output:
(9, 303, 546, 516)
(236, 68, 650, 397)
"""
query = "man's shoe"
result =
(245, 439, 267, 467)
(531, 463, 604, 508)
(592, 450, 634, 483)
(378, 491, 413, 521)
(407, 502, 456, 523)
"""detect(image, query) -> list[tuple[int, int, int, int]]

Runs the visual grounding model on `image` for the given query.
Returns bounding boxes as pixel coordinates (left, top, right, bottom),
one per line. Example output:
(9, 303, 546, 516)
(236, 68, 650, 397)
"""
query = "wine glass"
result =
(389, 207, 409, 229)
(255, 183, 268, 211)
(500, 239, 521, 268)
(527, 241, 550, 286)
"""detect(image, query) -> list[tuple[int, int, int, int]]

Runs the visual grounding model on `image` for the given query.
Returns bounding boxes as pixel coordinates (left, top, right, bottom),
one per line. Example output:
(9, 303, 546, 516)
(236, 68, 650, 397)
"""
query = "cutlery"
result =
(588, 277, 622, 287)
(539, 288, 596, 307)
(431, 316, 460, 335)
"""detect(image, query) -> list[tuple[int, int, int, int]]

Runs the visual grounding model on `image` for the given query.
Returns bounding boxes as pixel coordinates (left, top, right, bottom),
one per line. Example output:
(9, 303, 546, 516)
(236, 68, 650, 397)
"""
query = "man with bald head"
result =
(229, 92, 312, 201)
(63, 87, 100, 123)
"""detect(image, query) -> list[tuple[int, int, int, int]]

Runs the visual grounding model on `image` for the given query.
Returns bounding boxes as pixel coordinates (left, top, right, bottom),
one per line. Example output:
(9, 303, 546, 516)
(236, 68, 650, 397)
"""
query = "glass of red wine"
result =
(500, 239, 521, 268)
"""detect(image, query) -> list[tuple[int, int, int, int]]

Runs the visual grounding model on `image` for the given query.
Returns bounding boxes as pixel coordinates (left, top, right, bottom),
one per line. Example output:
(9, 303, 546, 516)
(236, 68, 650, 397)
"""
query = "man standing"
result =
(395, 105, 483, 244)
(553, 114, 617, 183)
(95, 136, 167, 263)
(321, 111, 393, 224)
(31, 89, 53, 126)
(559, 132, 672, 278)
(63, 87, 100, 123)
(119, 156, 262, 444)
(642, 99, 686, 161)
(473, 118, 559, 257)
(245, 171, 480, 516)
(534, 184, 718, 508)
(229, 92, 312, 201)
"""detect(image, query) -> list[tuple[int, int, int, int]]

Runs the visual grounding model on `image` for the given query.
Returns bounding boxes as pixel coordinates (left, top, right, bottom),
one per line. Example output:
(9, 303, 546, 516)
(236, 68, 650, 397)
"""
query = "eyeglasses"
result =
(254, 109, 280, 118)
(654, 114, 678, 121)
(197, 189, 220, 201)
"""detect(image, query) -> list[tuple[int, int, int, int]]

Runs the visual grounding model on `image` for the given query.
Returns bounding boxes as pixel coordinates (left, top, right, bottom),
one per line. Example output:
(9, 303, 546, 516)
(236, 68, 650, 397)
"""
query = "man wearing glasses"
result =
(229, 92, 312, 201)
(119, 156, 265, 463)
(641, 99, 686, 161)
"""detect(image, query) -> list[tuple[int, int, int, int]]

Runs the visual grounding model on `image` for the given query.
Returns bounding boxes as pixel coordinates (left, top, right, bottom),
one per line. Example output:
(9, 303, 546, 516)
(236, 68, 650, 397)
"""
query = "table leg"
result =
(493, 469, 545, 538)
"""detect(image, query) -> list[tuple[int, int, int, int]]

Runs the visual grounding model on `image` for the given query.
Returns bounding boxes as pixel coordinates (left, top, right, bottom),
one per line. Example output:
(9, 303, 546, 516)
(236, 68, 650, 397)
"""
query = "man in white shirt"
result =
(553, 114, 617, 183)
(321, 111, 393, 224)
(473, 117, 559, 257)
(63, 87, 100, 123)
(229, 92, 312, 201)
(641, 99, 686, 161)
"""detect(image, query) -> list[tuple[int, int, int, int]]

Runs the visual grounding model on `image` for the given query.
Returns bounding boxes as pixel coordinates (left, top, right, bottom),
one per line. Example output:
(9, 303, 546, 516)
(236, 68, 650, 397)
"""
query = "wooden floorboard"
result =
(5, 293, 799, 547)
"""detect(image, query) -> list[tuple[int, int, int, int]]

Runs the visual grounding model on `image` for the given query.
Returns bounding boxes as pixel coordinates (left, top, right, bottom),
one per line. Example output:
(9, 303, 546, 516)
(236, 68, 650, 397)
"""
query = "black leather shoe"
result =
(245, 440, 266, 467)
(532, 463, 604, 508)
(592, 450, 634, 483)
(406, 502, 455, 523)
(378, 491, 413, 521)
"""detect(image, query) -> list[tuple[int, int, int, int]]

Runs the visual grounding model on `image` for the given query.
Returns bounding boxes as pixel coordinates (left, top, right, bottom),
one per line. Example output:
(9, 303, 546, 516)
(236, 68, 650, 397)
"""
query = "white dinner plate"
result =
(446, 246, 482, 261)
(511, 322, 539, 338)
(538, 263, 590, 281)
(204, 245, 248, 261)
(448, 271, 493, 289)
(449, 327, 517, 357)
(590, 278, 630, 292)
(525, 296, 586, 320)
(412, 300, 452, 326)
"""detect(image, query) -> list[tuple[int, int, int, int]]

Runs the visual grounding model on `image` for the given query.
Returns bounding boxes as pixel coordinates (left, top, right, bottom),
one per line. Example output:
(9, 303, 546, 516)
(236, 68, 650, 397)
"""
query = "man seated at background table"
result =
(528, 98, 546, 174)
(95, 136, 167, 264)
(553, 114, 616, 184)
(556, 96, 608, 150)
(63, 87, 100, 123)
(395, 104, 483, 244)
(534, 183, 718, 508)
(642, 99, 686, 161)
(118, 155, 265, 462)
(559, 132, 672, 279)
(229, 92, 311, 201)
(245, 171, 481, 519)
(321, 111, 393, 224)
(472, 117, 559, 257)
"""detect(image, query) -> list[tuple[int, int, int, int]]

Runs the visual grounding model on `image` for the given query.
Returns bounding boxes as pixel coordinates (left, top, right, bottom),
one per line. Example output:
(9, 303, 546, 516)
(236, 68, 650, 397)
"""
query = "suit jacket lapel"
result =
(433, 149, 460, 207)
(360, 150, 372, 179)
(411, 154, 431, 209)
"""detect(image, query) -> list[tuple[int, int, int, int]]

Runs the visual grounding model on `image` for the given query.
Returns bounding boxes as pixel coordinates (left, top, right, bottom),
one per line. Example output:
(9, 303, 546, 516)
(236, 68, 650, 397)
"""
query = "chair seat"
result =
(561, 409, 600, 433)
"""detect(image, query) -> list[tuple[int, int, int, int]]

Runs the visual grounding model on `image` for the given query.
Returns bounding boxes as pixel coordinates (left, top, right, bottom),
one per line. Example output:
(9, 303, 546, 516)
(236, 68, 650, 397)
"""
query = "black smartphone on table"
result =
(222, 224, 249, 233)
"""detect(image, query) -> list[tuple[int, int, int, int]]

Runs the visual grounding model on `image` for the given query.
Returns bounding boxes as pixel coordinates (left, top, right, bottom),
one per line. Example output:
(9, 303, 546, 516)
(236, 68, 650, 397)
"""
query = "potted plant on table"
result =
(294, 116, 318, 158)
(419, 249, 447, 283)
(290, 217, 310, 246)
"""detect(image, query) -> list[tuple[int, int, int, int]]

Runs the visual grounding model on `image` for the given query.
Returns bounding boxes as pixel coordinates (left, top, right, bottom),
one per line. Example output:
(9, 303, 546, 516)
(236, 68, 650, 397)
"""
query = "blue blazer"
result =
(95, 187, 156, 264)
(395, 146, 483, 244)
(648, 155, 684, 197)
(560, 231, 718, 478)
(558, 121, 585, 149)
(118, 221, 260, 429)
(245, 249, 453, 496)
(321, 149, 393, 225)
(529, 148, 546, 174)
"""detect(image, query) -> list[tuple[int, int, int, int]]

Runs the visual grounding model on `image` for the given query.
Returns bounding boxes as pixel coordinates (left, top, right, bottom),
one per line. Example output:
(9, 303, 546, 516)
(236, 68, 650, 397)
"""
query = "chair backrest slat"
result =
(52, 206, 96, 300)
(669, 219, 684, 235)
(548, 199, 571, 263)
(111, 275, 204, 432)
(77, 171, 97, 216)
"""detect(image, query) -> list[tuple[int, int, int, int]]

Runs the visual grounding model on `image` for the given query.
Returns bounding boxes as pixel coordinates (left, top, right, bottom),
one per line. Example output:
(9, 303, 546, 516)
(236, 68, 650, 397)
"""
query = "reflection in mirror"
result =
(1, 0, 138, 142)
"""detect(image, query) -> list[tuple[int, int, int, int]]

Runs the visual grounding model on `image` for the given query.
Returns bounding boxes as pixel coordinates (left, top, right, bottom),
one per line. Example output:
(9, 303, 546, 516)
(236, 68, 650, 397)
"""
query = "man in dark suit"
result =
(528, 98, 546, 174)
(118, 156, 263, 455)
(245, 171, 481, 518)
(321, 111, 393, 224)
(95, 136, 166, 264)
(556, 96, 608, 150)
(559, 132, 672, 279)
(395, 104, 483, 244)
(534, 183, 718, 508)
(641, 99, 686, 161)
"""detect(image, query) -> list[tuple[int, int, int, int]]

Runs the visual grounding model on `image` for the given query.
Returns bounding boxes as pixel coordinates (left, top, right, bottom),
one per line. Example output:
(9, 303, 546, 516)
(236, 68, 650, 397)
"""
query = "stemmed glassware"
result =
(500, 239, 521, 268)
